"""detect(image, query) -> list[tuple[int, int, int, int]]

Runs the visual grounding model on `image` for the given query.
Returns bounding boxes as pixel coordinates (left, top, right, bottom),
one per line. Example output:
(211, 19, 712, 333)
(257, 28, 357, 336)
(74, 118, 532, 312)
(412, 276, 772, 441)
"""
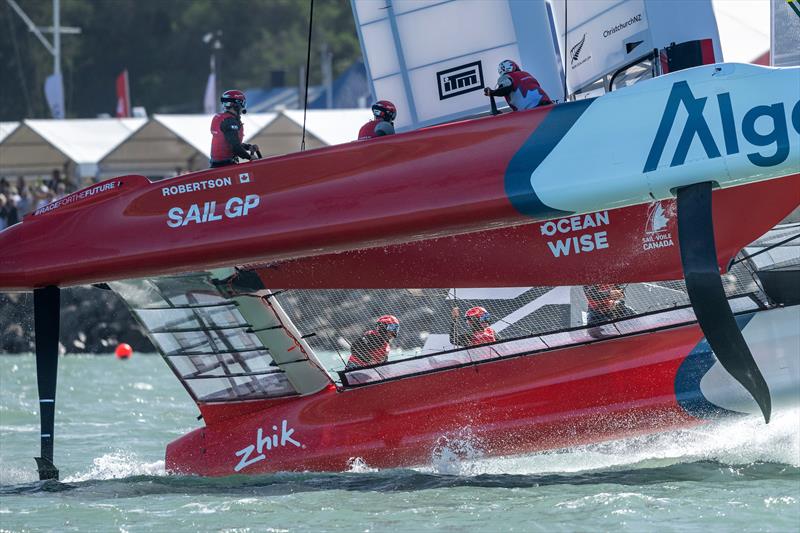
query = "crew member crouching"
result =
(345, 315, 400, 369)
(583, 284, 634, 326)
(484, 59, 553, 111)
(358, 100, 396, 140)
(210, 89, 260, 168)
(450, 306, 498, 347)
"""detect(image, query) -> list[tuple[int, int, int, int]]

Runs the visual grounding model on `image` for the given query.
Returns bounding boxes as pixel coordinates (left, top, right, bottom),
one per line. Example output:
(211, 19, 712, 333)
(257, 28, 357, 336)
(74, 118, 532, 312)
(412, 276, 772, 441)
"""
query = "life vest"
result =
(210, 112, 244, 161)
(358, 120, 378, 140)
(346, 329, 390, 367)
(502, 71, 552, 111)
(470, 327, 497, 346)
(358, 119, 394, 140)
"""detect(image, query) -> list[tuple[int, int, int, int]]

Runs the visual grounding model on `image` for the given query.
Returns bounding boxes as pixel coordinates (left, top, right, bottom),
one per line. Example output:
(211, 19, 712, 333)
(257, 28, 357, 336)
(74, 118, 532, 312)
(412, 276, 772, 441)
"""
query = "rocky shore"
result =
(0, 286, 445, 355)
(0, 288, 154, 355)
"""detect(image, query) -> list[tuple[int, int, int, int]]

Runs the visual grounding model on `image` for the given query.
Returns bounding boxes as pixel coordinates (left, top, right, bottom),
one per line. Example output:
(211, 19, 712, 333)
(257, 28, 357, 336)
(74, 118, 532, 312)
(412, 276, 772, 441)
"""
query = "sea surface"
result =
(0, 354, 798, 532)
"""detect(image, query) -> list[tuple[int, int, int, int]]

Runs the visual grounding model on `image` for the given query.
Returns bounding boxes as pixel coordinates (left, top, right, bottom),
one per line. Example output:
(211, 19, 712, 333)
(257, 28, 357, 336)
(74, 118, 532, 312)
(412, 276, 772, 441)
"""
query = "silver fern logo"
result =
(570, 34, 587, 64)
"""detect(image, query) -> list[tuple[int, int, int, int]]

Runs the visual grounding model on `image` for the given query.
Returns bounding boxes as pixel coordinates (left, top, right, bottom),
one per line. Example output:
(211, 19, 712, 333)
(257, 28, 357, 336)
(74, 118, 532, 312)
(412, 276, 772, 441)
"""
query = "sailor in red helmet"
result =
(484, 59, 553, 111)
(450, 306, 498, 347)
(209, 89, 260, 168)
(357, 100, 396, 140)
(345, 315, 400, 369)
(583, 284, 634, 326)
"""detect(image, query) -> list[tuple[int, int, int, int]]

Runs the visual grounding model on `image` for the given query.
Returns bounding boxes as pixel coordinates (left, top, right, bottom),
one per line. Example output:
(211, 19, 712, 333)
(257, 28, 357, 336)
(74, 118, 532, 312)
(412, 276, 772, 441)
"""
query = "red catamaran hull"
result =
(167, 320, 729, 476)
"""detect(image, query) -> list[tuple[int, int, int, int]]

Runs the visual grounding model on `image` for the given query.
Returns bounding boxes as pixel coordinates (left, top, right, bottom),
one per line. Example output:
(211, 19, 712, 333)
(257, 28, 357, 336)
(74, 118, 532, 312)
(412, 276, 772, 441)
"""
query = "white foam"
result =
(64, 451, 165, 482)
(420, 409, 800, 476)
(345, 457, 377, 473)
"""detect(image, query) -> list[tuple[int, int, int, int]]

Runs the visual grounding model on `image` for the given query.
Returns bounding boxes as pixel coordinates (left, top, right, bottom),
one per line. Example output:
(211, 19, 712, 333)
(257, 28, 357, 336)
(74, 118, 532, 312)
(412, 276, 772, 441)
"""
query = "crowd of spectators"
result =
(0, 171, 77, 230)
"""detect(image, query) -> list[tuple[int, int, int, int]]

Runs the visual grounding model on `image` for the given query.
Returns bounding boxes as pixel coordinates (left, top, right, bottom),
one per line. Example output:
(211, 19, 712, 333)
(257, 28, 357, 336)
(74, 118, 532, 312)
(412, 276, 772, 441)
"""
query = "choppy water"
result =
(1, 354, 798, 532)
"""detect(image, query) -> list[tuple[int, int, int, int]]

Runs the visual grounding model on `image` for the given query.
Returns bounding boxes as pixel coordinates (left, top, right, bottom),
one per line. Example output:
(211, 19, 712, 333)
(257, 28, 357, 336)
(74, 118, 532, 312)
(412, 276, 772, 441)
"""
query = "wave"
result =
(2, 410, 797, 496)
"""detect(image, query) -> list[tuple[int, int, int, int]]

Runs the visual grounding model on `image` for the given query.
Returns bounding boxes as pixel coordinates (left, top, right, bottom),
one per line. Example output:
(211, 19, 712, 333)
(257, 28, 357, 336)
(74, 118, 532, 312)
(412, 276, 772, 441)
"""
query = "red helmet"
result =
(498, 59, 520, 75)
(376, 314, 400, 336)
(221, 89, 247, 113)
(465, 306, 491, 324)
(372, 100, 396, 122)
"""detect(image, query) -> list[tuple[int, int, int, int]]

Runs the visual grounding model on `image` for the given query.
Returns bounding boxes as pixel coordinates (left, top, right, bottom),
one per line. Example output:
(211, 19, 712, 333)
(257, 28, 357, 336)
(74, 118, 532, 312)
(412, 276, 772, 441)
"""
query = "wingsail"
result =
(109, 268, 331, 406)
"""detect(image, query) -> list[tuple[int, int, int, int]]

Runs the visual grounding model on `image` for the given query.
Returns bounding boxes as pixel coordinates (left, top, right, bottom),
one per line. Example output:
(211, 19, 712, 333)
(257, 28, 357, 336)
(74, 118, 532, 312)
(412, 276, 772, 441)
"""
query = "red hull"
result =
(251, 175, 800, 288)
(2, 96, 796, 290)
(167, 323, 706, 476)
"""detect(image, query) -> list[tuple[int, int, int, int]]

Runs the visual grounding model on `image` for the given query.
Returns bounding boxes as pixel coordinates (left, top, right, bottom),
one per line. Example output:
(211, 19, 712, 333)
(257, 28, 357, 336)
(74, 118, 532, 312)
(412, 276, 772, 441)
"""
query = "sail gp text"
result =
(234, 419, 303, 472)
(166, 194, 259, 228)
(540, 211, 610, 257)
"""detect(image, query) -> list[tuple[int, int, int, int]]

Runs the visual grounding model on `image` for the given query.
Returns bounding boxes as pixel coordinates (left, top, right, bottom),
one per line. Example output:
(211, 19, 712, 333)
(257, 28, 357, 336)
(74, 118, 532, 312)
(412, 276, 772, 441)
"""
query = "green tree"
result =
(0, 0, 362, 120)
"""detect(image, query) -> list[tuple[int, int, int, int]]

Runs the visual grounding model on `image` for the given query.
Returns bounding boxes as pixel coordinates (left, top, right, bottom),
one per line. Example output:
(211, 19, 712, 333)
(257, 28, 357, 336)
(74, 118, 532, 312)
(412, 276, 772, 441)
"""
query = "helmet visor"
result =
(385, 322, 400, 333)
(467, 312, 491, 323)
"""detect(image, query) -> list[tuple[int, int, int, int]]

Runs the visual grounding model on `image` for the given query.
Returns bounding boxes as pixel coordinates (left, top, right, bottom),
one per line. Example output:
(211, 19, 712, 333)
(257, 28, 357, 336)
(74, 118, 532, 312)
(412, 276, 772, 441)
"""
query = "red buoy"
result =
(115, 343, 133, 359)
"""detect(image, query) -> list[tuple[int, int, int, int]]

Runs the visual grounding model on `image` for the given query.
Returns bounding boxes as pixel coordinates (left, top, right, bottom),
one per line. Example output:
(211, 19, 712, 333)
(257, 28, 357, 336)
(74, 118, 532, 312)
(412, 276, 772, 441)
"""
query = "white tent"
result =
(0, 118, 146, 180)
(0, 122, 20, 144)
(280, 109, 369, 147)
(99, 113, 278, 178)
(154, 112, 278, 157)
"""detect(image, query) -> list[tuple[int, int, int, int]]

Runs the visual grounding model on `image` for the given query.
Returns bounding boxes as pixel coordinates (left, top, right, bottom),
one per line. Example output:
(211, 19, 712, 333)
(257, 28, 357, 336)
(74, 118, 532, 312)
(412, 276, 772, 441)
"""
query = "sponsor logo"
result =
(644, 81, 800, 172)
(642, 200, 676, 251)
(437, 61, 484, 100)
(234, 419, 303, 472)
(33, 180, 120, 216)
(166, 194, 259, 228)
(569, 33, 591, 70)
(570, 34, 586, 64)
(603, 14, 643, 38)
(539, 211, 610, 257)
(161, 176, 233, 197)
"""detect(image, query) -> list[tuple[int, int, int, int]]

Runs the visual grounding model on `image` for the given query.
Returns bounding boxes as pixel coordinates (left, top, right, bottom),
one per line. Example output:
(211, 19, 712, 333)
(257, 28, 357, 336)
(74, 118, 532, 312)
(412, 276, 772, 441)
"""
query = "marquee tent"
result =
(0, 118, 146, 180)
(99, 113, 278, 178)
(0, 122, 20, 145)
(255, 109, 368, 155)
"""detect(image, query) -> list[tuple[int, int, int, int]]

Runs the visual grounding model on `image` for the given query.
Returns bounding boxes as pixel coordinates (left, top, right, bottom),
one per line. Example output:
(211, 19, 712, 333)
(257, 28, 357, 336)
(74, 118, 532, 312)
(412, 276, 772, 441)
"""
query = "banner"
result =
(115, 70, 131, 118)
(204, 56, 217, 114)
(44, 73, 65, 119)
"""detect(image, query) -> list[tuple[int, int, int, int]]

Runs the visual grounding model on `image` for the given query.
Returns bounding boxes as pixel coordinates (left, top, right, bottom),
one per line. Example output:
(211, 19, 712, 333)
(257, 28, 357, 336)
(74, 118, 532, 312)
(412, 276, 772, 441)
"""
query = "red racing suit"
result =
(493, 70, 553, 111)
(583, 284, 633, 325)
(450, 323, 498, 347)
(358, 119, 395, 140)
(210, 111, 252, 166)
(346, 329, 390, 368)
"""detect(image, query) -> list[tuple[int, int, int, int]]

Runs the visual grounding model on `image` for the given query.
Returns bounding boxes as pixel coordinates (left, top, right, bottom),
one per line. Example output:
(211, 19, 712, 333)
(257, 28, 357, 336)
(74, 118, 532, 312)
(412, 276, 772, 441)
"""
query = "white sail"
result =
(351, 0, 564, 131)
(548, 0, 722, 94)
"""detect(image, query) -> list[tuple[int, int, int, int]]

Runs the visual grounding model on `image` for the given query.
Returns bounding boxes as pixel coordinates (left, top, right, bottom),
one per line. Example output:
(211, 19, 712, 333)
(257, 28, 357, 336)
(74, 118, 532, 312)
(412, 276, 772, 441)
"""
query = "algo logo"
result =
(644, 81, 800, 173)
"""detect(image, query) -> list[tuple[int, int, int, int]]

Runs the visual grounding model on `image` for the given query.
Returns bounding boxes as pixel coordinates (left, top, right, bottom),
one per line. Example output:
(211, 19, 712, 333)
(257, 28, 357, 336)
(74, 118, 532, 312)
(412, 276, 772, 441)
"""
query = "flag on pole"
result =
(115, 70, 131, 118)
(203, 56, 217, 114)
(44, 73, 65, 119)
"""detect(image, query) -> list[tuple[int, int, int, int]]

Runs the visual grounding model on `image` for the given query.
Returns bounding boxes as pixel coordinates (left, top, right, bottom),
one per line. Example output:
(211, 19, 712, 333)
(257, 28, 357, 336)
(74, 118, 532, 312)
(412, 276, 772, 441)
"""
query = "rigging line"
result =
(563, 0, 568, 102)
(300, 0, 314, 152)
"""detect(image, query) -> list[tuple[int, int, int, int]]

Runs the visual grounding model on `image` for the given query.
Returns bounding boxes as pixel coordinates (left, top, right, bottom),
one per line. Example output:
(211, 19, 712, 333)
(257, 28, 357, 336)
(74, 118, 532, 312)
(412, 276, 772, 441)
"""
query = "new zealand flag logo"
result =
(570, 34, 587, 64)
